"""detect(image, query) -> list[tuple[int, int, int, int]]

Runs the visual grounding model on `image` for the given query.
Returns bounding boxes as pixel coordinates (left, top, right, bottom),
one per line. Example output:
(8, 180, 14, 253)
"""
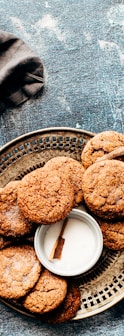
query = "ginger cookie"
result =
(43, 156, 85, 205)
(0, 181, 34, 237)
(42, 282, 81, 323)
(23, 269, 67, 314)
(18, 168, 74, 224)
(82, 160, 124, 219)
(96, 219, 124, 250)
(0, 245, 42, 299)
(81, 131, 124, 169)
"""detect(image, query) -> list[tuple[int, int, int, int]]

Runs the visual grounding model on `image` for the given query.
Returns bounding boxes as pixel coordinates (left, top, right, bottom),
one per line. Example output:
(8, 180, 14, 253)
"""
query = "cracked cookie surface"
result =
(81, 131, 124, 169)
(0, 245, 42, 299)
(23, 269, 67, 314)
(42, 282, 81, 323)
(18, 168, 74, 224)
(43, 156, 85, 205)
(82, 159, 124, 219)
(0, 181, 33, 237)
(97, 219, 124, 250)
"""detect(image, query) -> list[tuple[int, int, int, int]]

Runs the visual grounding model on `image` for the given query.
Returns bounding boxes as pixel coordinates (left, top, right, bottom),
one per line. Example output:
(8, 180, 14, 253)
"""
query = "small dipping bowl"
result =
(34, 209, 103, 277)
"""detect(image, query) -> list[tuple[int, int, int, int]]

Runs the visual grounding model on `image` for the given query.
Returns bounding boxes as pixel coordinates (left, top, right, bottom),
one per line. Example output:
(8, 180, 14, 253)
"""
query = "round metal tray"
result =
(0, 127, 124, 321)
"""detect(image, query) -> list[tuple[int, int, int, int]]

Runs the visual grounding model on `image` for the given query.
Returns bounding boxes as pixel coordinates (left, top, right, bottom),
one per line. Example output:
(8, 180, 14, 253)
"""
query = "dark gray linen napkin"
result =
(0, 30, 44, 112)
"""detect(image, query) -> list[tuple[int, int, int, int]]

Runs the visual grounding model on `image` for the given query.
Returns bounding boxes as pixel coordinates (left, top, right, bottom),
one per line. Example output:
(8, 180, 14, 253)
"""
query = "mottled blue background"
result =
(0, 0, 124, 335)
(0, 0, 124, 147)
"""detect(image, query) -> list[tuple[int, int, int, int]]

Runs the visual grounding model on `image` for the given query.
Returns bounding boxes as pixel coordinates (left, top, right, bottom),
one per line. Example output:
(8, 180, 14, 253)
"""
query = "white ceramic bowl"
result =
(34, 209, 103, 277)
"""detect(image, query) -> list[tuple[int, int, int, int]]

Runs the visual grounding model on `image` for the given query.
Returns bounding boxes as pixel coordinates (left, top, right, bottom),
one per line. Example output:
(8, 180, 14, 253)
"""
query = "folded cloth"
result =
(0, 30, 44, 112)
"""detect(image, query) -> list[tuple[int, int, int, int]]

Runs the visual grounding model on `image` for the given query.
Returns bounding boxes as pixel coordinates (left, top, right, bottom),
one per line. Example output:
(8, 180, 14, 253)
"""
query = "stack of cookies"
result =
(0, 130, 124, 323)
(0, 157, 84, 323)
(81, 130, 124, 251)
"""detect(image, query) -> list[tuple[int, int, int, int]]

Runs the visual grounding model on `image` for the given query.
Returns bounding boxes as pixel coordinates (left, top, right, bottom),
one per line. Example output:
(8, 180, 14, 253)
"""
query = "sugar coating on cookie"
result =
(81, 131, 124, 169)
(23, 269, 67, 314)
(0, 245, 42, 299)
(82, 159, 124, 219)
(0, 181, 33, 237)
(43, 156, 85, 205)
(18, 168, 74, 224)
(42, 282, 81, 323)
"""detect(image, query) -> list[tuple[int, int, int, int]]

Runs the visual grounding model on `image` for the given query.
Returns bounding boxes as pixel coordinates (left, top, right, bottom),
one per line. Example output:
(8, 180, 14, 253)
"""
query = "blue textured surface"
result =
(0, 0, 124, 147)
(0, 0, 124, 335)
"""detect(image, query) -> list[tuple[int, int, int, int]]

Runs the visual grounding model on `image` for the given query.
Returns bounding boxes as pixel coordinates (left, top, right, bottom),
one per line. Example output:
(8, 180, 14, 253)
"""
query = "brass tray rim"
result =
(0, 126, 95, 152)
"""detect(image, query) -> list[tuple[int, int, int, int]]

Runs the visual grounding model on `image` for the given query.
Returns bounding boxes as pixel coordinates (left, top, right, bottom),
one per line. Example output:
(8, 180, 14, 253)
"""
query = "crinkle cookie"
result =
(81, 131, 124, 169)
(42, 282, 81, 323)
(18, 168, 74, 224)
(82, 160, 124, 219)
(0, 181, 33, 237)
(96, 219, 124, 250)
(0, 245, 42, 299)
(43, 156, 85, 205)
(23, 269, 67, 314)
